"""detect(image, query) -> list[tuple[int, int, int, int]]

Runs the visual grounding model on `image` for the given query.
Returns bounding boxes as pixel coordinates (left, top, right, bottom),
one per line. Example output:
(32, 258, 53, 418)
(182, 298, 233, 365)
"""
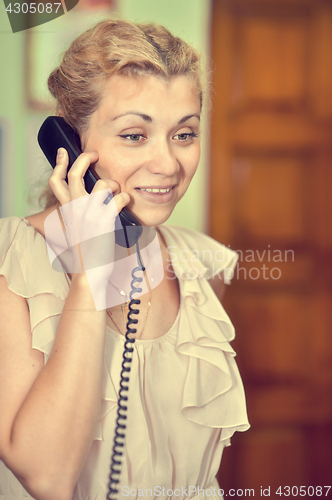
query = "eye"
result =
(119, 133, 146, 142)
(173, 132, 199, 142)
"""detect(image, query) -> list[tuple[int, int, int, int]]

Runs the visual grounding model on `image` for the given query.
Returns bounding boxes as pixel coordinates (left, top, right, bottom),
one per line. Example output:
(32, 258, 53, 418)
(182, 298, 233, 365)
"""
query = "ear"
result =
(56, 109, 63, 117)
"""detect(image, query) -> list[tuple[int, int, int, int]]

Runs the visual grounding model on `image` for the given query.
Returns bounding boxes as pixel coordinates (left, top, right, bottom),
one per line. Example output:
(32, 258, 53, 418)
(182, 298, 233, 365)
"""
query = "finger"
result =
(86, 189, 130, 219)
(67, 151, 99, 200)
(112, 192, 131, 215)
(68, 185, 128, 232)
(48, 148, 71, 205)
(91, 178, 121, 197)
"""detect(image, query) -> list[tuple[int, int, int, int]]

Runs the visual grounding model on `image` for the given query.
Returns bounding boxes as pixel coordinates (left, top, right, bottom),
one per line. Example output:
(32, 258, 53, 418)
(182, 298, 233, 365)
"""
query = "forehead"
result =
(95, 74, 201, 123)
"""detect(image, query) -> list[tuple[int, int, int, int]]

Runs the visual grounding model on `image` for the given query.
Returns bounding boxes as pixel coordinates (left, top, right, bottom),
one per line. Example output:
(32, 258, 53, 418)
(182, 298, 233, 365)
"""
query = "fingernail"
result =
(57, 148, 65, 158)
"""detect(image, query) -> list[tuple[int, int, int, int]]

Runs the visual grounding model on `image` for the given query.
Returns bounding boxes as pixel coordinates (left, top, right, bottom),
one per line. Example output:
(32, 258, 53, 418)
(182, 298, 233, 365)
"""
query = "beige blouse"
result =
(0, 217, 249, 500)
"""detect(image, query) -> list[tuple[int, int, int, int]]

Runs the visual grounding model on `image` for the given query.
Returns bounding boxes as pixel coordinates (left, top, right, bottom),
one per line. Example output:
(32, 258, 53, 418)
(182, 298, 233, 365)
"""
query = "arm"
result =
(0, 273, 106, 500)
(0, 151, 130, 500)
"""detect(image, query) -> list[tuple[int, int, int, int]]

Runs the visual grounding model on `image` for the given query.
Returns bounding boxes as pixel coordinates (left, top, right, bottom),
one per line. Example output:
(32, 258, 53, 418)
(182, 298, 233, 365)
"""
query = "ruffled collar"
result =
(157, 225, 210, 281)
(18, 218, 235, 313)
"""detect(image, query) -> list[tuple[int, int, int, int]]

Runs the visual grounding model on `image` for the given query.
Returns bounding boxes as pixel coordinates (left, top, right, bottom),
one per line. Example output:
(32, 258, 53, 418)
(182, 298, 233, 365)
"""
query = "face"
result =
(83, 74, 201, 226)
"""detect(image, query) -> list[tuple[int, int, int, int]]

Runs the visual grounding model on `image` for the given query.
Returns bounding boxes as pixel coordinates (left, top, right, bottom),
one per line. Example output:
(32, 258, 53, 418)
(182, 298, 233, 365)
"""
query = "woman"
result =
(0, 20, 249, 500)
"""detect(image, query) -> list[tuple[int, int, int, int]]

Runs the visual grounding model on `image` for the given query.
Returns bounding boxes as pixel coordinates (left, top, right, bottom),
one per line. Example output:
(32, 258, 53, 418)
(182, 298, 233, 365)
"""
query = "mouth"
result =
(136, 187, 173, 194)
(135, 185, 176, 204)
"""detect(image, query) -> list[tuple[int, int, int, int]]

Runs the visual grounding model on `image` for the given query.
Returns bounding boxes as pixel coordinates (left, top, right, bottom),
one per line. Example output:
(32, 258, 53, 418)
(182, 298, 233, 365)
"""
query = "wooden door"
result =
(210, 1, 332, 497)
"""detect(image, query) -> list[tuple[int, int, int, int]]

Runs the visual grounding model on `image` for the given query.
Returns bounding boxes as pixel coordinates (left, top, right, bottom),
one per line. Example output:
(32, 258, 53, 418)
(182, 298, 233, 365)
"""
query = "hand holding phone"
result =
(38, 116, 143, 249)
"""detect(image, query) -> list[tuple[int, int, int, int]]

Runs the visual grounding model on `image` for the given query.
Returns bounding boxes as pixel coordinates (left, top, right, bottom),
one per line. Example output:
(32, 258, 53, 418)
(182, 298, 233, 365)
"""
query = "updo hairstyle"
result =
(40, 19, 204, 208)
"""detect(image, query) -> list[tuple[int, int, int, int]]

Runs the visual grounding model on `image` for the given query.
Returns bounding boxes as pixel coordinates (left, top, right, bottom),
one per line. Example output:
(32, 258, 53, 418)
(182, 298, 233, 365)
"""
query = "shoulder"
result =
(157, 224, 238, 284)
(0, 207, 57, 260)
(0, 215, 43, 255)
(0, 215, 68, 300)
(0, 216, 32, 260)
(0, 215, 27, 235)
(0, 217, 39, 297)
(23, 204, 58, 238)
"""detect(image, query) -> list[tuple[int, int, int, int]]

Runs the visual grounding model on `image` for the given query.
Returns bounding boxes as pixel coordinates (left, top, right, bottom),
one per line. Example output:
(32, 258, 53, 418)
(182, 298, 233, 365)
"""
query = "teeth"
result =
(140, 187, 172, 194)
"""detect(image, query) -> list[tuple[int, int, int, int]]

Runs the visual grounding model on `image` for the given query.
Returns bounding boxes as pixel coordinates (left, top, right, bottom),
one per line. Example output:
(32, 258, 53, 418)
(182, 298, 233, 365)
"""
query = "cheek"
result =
(183, 148, 200, 181)
(94, 150, 124, 181)
(93, 159, 112, 180)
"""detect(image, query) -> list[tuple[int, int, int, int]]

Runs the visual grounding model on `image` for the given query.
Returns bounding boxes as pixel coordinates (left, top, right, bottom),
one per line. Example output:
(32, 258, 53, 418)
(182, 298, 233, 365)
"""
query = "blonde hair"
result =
(39, 19, 205, 208)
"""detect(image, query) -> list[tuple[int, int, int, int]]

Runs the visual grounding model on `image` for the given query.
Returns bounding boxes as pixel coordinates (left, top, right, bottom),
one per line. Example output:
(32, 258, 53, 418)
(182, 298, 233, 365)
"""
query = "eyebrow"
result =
(112, 112, 200, 124)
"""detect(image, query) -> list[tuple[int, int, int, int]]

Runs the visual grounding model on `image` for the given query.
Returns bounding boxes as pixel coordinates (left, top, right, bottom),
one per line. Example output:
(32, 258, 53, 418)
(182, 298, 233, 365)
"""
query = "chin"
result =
(130, 207, 173, 227)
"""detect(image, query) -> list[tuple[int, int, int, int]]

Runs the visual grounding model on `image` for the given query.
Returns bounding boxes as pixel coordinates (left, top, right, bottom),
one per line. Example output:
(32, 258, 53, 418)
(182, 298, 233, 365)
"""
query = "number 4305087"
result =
(5, 2, 62, 13)
(276, 486, 331, 497)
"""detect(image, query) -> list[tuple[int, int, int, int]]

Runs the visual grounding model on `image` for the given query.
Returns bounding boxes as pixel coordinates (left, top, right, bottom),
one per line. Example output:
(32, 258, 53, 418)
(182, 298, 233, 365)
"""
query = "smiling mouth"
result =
(136, 187, 174, 194)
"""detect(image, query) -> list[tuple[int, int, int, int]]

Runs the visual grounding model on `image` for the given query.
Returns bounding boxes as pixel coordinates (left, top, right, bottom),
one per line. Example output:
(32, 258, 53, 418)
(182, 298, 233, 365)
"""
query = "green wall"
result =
(0, 9, 29, 217)
(0, 0, 211, 230)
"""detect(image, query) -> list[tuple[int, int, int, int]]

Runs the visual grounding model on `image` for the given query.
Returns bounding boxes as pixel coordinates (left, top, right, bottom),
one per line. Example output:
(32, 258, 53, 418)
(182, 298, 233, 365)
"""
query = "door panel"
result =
(210, 1, 332, 496)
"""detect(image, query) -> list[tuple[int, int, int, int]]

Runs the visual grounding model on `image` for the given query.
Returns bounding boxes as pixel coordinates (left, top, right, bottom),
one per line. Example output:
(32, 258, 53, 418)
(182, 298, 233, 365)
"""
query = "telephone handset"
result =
(38, 116, 146, 498)
(37, 116, 143, 249)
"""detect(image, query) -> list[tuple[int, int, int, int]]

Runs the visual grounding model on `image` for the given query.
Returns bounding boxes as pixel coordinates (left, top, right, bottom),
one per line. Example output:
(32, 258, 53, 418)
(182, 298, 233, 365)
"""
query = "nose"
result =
(146, 139, 180, 177)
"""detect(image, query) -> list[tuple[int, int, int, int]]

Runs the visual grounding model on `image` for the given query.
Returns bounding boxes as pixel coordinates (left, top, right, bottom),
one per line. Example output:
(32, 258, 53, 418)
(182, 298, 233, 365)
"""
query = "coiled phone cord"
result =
(106, 241, 146, 499)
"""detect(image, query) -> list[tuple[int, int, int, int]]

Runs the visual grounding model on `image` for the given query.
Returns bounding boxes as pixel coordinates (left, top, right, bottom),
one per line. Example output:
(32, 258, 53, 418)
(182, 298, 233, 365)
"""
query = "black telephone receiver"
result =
(38, 116, 143, 249)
